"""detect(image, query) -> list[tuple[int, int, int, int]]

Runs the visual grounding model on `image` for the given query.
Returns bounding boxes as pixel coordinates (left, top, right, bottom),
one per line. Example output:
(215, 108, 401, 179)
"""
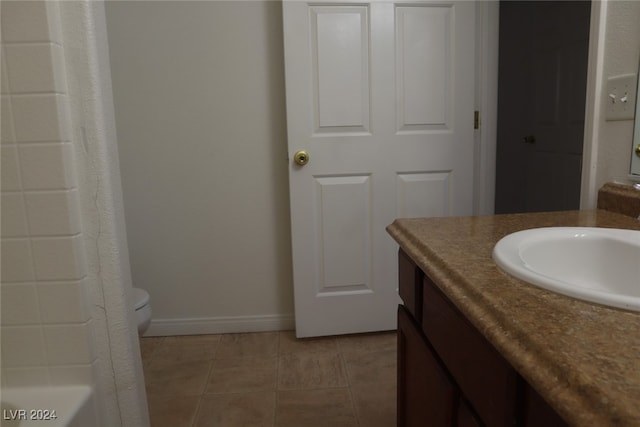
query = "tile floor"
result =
(140, 330, 397, 427)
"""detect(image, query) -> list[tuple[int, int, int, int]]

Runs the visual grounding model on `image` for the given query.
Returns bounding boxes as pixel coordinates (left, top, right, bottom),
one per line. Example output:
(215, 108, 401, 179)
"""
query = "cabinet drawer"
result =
(398, 249, 423, 322)
(421, 275, 517, 427)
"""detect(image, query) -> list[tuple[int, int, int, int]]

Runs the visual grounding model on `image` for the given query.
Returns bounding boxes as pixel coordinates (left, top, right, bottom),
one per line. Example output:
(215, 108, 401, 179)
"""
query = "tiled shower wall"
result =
(1, 1, 95, 387)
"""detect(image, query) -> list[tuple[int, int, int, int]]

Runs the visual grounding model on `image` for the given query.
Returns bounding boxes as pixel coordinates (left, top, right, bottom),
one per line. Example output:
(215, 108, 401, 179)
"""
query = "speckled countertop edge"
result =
(387, 210, 640, 427)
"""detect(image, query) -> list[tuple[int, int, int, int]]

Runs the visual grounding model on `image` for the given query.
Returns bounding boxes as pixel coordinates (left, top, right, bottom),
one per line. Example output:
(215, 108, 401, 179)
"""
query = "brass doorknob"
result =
(635, 144, 640, 158)
(293, 150, 310, 166)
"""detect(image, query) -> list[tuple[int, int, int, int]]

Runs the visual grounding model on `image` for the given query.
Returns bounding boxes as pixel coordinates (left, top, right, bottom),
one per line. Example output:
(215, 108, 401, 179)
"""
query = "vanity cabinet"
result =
(397, 249, 567, 427)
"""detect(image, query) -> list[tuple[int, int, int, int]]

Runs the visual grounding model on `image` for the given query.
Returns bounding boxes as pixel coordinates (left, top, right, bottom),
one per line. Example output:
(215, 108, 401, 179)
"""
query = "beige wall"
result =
(104, 1, 640, 335)
(105, 1, 294, 334)
(595, 1, 640, 189)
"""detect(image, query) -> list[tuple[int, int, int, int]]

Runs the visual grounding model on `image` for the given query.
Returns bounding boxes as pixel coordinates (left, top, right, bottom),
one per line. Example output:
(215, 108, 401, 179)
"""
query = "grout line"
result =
(7, 91, 69, 97)
(13, 125, 53, 386)
(274, 331, 282, 427)
(1, 41, 64, 48)
(190, 360, 214, 427)
(11, 139, 72, 145)
(191, 395, 204, 427)
(339, 345, 362, 426)
(272, 331, 283, 427)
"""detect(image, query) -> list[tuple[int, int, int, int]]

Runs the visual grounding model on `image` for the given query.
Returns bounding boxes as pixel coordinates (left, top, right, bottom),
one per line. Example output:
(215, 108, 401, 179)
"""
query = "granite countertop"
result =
(387, 210, 640, 427)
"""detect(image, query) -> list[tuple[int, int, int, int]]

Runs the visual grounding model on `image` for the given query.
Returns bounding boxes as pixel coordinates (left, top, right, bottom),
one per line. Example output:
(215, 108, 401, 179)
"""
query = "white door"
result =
(284, 0, 475, 337)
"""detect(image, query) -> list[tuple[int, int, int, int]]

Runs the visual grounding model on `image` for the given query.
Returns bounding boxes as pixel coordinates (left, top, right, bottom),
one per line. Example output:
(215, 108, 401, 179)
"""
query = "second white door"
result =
(284, 1, 476, 337)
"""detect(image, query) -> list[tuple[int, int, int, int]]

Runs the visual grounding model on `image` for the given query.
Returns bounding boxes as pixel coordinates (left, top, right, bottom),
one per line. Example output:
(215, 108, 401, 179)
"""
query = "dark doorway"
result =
(495, 1, 591, 213)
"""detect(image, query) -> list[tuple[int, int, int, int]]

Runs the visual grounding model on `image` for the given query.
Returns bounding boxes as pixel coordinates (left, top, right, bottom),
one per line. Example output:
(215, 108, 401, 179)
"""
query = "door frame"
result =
(580, 0, 606, 209)
(477, 1, 604, 214)
(474, 1, 499, 215)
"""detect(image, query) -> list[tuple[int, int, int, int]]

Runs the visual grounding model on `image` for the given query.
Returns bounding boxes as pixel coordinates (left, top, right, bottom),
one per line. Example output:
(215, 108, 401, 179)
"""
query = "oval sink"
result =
(493, 227, 640, 311)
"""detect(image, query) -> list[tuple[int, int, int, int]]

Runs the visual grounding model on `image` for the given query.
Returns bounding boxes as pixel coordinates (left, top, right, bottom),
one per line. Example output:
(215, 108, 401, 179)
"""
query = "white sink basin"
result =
(493, 227, 640, 311)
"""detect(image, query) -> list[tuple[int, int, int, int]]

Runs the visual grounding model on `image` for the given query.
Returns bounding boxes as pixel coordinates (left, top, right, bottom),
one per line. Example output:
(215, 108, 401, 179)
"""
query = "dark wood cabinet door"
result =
(398, 305, 456, 427)
(521, 383, 568, 427)
(399, 249, 423, 322)
(457, 399, 483, 427)
(421, 276, 518, 427)
(397, 250, 567, 427)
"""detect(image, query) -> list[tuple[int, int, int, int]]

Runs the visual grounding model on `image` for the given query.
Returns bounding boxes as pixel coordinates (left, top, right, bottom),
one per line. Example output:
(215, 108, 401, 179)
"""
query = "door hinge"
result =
(474, 110, 480, 130)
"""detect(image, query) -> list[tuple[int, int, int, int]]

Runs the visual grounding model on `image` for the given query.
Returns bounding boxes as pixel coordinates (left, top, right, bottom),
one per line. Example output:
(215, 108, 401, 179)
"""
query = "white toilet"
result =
(132, 287, 151, 335)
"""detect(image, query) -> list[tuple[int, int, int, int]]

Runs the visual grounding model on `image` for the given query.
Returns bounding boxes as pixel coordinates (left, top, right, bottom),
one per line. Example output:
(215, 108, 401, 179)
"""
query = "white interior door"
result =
(284, 0, 476, 337)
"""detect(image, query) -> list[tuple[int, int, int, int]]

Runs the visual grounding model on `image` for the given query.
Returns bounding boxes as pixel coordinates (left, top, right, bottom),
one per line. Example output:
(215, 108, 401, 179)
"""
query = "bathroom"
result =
(1, 0, 639, 426)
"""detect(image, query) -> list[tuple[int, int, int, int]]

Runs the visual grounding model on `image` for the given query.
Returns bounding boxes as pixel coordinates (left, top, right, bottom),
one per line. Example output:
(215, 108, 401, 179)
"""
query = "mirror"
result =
(632, 69, 640, 177)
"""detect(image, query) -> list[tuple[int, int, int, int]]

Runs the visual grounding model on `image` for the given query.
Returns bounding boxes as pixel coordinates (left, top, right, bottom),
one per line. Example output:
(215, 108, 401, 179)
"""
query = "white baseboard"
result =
(143, 313, 295, 337)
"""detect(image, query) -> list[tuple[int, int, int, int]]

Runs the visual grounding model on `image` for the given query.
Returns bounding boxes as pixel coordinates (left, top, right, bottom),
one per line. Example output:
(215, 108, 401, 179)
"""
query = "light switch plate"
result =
(606, 73, 637, 121)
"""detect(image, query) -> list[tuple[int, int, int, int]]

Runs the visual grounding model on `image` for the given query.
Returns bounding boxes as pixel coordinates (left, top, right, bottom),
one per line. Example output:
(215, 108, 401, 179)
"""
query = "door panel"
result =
(312, 6, 371, 132)
(396, 5, 452, 130)
(314, 175, 372, 293)
(284, 1, 475, 337)
(534, 48, 560, 127)
(396, 172, 451, 218)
